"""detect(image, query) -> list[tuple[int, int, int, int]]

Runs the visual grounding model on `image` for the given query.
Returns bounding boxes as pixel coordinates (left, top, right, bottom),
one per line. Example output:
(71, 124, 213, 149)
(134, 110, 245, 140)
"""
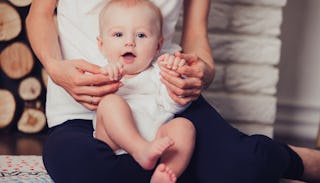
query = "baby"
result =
(94, 1, 195, 182)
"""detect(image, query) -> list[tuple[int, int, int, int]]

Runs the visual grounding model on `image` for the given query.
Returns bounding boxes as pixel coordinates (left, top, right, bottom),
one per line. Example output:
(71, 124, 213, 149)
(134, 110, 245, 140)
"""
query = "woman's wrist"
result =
(203, 61, 215, 89)
(42, 57, 61, 79)
(192, 54, 214, 90)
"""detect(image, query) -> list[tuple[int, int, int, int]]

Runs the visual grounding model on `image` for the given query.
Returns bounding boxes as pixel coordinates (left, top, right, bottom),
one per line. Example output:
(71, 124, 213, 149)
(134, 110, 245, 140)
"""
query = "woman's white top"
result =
(47, 0, 183, 127)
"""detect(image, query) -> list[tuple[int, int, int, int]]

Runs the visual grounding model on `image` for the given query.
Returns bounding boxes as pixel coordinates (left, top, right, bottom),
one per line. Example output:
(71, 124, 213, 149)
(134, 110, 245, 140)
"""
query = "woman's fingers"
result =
(74, 59, 102, 74)
(78, 94, 101, 105)
(158, 52, 213, 105)
(74, 82, 122, 97)
(161, 77, 199, 105)
(175, 52, 204, 77)
(168, 91, 198, 106)
(74, 82, 122, 110)
(160, 75, 201, 96)
(159, 66, 180, 77)
(82, 103, 98, 111)
(178, 62, 205, 79)
(77, 73, 112, 86)
(160, 71, 202, 90)
(175, 52, 214, 89)
(174, 52, 198, 64)
(53, 59, 123, 110)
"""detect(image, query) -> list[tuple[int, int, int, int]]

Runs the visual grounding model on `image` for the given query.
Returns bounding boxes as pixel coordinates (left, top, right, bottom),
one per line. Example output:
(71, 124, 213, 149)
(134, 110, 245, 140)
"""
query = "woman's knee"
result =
(241, 135, 287, 180)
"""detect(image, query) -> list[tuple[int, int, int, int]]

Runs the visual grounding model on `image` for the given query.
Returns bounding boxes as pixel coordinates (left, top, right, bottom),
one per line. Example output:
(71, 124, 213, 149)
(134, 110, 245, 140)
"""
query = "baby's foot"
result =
(133, 137, 174, 170)
(150, 163, 177, 183)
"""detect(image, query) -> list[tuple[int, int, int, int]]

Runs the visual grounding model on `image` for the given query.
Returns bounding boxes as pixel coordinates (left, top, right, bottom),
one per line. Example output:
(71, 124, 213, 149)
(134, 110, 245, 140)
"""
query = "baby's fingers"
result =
(116, 63, 124, 79)
(100, 63, 123, 81)
(172, 58, 185, 70)
(157, 54, 169, 65)
(106, 66, 116, 81)
(165, 55, 175, 69)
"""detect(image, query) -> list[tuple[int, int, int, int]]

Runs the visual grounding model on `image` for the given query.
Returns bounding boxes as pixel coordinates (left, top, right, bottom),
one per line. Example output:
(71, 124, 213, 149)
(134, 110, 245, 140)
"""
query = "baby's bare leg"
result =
(151, 117, 195, 183)
(95, 94, 173, 170)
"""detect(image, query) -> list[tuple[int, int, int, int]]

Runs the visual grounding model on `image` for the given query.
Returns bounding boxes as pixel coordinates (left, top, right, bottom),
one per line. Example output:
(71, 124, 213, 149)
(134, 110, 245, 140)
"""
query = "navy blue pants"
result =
(43, 96, 304, 183)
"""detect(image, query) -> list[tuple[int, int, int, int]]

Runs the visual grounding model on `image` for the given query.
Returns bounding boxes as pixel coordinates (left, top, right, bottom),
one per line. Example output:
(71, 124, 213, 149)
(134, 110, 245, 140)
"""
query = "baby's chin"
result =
(123, 67, 144, 78)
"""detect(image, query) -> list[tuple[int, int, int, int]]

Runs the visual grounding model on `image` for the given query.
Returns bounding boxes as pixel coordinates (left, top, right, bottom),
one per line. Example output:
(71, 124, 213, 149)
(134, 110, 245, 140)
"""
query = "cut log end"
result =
(8, 0, 32, 7)
(0, 89, 16, 129)
(19, 77, 42, 100)
(0, 42, 34, 79)
(17, 108, 46, 134)
(0, 2, 22, 41)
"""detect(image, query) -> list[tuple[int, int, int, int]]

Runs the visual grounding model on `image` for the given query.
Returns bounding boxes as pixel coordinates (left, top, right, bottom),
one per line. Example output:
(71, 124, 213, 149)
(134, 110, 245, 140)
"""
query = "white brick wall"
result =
(204, 92, 277, 124)
(215, 0, 287, 7)
(209, 3, 284, 36)
(175, 0, 287, 137)
(210, 34, 281, 64)
(225, 64, 279, 95)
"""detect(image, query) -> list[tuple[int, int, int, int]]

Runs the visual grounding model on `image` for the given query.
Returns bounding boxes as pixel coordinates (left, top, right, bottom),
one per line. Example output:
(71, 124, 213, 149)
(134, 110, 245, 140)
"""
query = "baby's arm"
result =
(100, 62, 124, 81)
(157, 54, 186, 71)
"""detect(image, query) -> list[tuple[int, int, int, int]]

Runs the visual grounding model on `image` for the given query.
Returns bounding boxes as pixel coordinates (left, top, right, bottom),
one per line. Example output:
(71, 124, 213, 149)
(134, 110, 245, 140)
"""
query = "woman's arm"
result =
(181, 0, 214, 79)
(26, 0, 60, 71)
(26, 0, 121, 110)
(160, 0, 214, 105)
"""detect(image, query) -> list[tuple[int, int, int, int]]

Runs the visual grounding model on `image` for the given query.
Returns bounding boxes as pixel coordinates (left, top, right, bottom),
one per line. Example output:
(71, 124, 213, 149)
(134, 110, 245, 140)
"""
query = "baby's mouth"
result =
(122, 52, 136, 63)
(122, 52, 136, 58)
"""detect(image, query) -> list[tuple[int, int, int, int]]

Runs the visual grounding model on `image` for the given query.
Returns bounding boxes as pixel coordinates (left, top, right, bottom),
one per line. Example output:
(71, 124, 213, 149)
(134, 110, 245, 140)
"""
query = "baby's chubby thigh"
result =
(127, 96, 164, 142)
(94, 94, 128, 150)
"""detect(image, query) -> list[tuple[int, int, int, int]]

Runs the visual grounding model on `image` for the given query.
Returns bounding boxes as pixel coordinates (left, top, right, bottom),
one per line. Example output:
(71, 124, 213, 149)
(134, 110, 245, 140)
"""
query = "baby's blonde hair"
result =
(99, 0, 163, 37)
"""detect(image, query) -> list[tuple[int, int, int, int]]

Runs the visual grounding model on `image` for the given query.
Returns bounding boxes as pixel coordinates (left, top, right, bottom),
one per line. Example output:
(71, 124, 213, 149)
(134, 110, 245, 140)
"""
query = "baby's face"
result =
(98, 4, 162, 76)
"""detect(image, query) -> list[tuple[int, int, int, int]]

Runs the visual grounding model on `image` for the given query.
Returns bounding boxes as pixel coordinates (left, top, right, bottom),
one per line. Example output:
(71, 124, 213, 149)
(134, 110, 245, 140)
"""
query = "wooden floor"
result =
(0, 132, 46, 155)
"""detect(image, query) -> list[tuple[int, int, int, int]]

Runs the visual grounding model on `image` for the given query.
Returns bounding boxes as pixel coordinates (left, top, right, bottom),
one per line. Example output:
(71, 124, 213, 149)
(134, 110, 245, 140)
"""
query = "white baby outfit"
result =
(114, 65, 187, 141)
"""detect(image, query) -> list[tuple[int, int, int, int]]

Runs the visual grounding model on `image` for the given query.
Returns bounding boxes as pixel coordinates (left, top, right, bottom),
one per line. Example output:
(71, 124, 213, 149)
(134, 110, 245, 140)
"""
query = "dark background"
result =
(0, 0, 47, 145)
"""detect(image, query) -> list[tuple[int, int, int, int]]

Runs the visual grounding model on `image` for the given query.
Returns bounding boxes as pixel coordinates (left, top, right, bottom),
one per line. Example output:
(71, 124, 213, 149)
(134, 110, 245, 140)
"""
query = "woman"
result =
(26, 0, 320, 182)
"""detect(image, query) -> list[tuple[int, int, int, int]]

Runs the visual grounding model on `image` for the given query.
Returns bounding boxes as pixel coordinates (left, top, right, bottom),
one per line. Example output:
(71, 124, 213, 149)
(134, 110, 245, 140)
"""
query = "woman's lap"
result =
(177, 95, 304, 183)
(43, 96, 304, 183)
(43, 119, 153, 183)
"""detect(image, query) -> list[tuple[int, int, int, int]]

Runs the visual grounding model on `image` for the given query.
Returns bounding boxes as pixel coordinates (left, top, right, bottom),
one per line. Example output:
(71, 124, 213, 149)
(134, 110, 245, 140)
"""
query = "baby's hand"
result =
(157, 53, 186, 71)
(100, 62, 124, 81)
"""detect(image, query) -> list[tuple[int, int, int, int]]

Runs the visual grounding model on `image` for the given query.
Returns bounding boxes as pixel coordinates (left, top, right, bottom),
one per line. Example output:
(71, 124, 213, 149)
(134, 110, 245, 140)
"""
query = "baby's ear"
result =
(157, 36, 164, 52)
(96, 36, 103, 50)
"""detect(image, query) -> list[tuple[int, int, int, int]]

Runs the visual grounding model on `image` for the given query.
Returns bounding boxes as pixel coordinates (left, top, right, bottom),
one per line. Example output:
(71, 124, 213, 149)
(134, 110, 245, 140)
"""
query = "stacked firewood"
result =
(0, 0, 47, 134)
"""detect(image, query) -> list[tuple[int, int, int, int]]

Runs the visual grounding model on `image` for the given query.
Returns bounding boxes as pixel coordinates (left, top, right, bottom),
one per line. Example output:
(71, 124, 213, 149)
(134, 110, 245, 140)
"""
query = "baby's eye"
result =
(136, 33, 146, 38)
(113, 32, 123, 37)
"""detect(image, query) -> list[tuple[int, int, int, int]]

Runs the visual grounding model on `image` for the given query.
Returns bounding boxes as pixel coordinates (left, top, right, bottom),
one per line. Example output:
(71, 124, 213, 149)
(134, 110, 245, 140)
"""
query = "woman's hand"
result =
(48, 58, 122, 111)
(159, 52, 214, 105)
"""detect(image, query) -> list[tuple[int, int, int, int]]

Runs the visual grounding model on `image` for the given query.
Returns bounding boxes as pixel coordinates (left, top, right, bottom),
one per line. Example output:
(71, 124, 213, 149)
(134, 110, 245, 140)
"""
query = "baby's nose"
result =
(124, 36, 136, 47)
(125, 41, 136, 47)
